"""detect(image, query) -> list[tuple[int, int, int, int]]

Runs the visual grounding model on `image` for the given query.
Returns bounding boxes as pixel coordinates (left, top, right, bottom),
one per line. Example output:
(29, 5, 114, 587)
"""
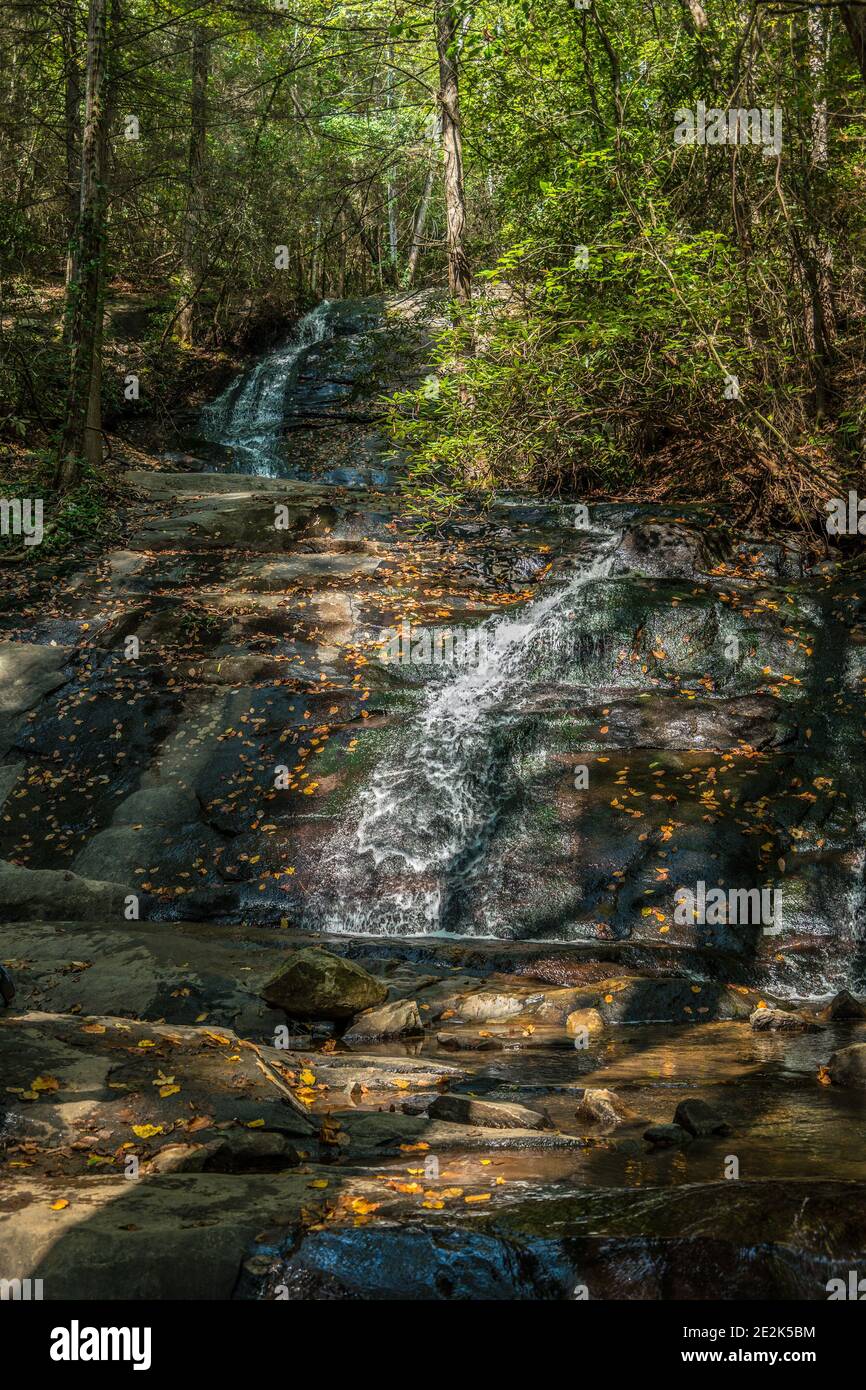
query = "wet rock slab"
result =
(0, 643, 72, 717)
(247, 1179, 866, 1302)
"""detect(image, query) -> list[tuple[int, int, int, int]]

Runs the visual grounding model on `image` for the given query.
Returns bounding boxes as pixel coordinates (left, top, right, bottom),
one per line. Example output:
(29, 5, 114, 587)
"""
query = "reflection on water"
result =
(326, 1018, 866, 1191)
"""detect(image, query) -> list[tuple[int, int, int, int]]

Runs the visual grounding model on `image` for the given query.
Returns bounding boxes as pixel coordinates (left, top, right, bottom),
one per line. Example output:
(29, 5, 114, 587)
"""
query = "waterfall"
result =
(306, 542, 617, 936)
(200, 301, 334, 475)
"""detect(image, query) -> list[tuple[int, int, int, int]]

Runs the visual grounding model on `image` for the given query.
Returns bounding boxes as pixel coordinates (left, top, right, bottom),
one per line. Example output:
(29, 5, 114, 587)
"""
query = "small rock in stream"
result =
(673, 1098, 731, 1138)
(260, 947, 387, 1020)
(575, 1088, 636, 1128)
(343, 998, 422, 1041)
(427, 1093, 552, 1130)
(749, 1006, 820, 1033)
(565, 1007, 605, 1041)
(644, 1123, 694, 1148)
(818, 990, 866, 1022)
(824, 1043, 866, 1088)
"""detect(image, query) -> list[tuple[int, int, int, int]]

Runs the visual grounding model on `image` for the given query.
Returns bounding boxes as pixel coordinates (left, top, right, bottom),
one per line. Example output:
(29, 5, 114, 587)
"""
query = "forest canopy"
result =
(1, 0, 865, 529)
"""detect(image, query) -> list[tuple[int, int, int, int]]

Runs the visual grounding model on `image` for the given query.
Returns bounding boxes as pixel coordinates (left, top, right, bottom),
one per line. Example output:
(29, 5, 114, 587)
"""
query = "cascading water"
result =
(306, 541, 617, 936)
(200, 300, 334, 474)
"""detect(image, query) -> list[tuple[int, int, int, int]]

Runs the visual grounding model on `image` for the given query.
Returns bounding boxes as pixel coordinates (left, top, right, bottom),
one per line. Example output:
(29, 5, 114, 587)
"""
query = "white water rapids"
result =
(306, 544, 616, 935)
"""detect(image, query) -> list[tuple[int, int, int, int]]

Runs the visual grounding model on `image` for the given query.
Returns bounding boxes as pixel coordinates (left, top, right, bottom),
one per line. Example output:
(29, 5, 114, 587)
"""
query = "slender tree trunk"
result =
(178, 25, 208, 346)
(434, 0, 471, 303)
(809, 10, 828, 167)
(406, 161, 436, 286)
(62, 0, 81, 291)
(385, 53, 399, 284)
(56, 0, 109, 487)
(406, 115, 439, 286)
(338, 207, 347, 296)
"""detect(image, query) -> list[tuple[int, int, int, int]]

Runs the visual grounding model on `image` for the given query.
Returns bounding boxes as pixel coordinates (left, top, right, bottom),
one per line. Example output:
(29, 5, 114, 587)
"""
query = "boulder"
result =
(566, 1007, 605, 1042)
(0, 642, 71, 715)
(112, 786, 201, 826)
(597, 976, 755, 1025)
(673, 1098, 731, 1138)
(529, 988, 591, 1024)
(613, 521, 710, 580)
(749, 1007, 820, 1033)
(260, 947, 387, 1020)
(0, 762, 23, 813)
(343, 998, 422, 1041)
(427, 1093, 551, 1130)
(0, 861, 128, 922)
(644, 1123, 693, 1148)
(575, 1088, 636, 1128)
(825, 1044, 866, 1088)
(818, 990, 866, 1023)
(455, 990, 525, 1023)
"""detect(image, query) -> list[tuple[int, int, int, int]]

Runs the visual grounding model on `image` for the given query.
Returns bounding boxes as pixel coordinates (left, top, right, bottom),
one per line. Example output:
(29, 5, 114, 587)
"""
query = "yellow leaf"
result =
(50, 1199, 69, 1211)
(246, 1118, 265, 1128)
(465, 1193, 491, 1204)
(131, 1124, 163, 1140)
(350, 1198, 380, 1216)
(31, 1075, 60, 1092)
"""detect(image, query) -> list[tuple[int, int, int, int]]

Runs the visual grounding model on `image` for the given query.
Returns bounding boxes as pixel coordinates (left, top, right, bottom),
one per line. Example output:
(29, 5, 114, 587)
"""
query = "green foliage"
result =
(390, 0, 866, 518)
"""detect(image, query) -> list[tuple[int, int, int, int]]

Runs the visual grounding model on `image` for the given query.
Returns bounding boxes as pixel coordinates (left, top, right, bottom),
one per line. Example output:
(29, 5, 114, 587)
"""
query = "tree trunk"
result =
(385, 53, 399, 284)
(434, 0, 471, 303)
(56, 0, 109, 487)
(841, 5, 866, 82)
(61, 0, 81, 291)
(406, 116, 439, 286)
(178, 25, 208, 346)
(809, 10, 828, 166)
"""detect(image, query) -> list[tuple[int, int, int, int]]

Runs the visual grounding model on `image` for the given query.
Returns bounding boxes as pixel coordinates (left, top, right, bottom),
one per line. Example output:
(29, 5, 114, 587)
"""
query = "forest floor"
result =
(2, 296, 866, 1300)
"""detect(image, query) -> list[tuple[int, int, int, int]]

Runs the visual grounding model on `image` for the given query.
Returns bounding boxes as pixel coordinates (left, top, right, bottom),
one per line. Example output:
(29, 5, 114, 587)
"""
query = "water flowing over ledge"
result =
(200, 301, 336, 475)
(306, 545, 619, 937)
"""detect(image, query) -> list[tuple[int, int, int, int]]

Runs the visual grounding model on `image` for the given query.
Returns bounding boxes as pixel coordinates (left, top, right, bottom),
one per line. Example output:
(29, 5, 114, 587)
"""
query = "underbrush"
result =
(388, 278, 858, 542)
